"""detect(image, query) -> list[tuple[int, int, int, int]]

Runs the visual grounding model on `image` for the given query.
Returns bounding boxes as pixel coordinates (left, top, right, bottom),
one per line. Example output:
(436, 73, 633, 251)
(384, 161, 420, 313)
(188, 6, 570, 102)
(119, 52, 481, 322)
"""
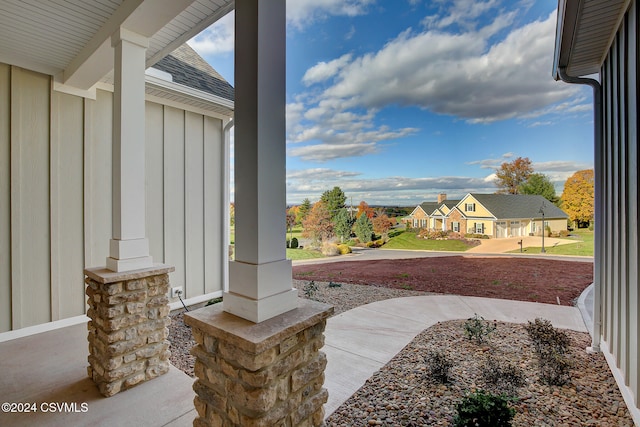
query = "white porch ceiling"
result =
(0, 0, 234, 89)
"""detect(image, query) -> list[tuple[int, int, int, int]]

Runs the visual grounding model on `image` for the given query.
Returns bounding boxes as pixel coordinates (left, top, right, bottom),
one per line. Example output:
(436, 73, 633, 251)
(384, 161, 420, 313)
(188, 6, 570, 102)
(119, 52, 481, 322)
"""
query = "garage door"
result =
(510, 221, 521, 237)
(496, 221, 507, 238)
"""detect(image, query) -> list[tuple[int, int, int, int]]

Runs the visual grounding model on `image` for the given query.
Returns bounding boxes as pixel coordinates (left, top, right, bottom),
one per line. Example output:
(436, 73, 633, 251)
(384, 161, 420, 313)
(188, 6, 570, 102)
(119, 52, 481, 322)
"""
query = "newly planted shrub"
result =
(304, 281, 318, 299)
(481, 356, 525, 394)
(337, 244, 351, 254)
(453, 390, 516, 427)
(525, 318, 572, 386)
(463, 314, 496, 344)
(290, 237, 299, 249)
(425, 350, 454, 384)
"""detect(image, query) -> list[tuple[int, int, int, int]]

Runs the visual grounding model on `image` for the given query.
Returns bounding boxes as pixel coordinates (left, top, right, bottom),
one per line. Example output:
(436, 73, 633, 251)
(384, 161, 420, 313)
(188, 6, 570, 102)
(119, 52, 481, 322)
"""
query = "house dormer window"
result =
(465, 203, 476, 212)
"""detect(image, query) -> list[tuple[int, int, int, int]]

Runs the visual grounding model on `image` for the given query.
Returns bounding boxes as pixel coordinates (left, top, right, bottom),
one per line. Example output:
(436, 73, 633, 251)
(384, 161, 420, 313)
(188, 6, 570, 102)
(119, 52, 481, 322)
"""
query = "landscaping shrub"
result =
(463, 314, 496, 344)
(559, 230, 570, 237)
(425, 350, 453, 384)
(321, 242, 340, 256)
(303, 281, 318, 299)
(525, 318, 572, 386)
(290, 237, 299, 249)
(205, 297, 223, 306)
(453, 389, 515, 427)
(481, 356, 525, 395)
(337, 244, 351, 254)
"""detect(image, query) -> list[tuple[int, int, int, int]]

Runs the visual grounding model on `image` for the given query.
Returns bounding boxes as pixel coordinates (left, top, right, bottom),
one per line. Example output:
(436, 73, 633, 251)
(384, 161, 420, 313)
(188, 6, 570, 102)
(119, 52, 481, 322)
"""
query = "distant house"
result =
(407, 193, 568, 238)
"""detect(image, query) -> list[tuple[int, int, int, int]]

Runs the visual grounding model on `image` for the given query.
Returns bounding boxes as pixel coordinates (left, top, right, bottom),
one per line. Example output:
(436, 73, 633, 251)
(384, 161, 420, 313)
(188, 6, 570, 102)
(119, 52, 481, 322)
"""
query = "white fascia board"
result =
(145, 74, 234, 111)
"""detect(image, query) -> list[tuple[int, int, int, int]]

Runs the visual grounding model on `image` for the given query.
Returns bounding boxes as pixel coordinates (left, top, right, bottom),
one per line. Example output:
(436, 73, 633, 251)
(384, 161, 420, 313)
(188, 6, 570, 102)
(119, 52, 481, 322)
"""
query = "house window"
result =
(475, 223, 484, 234)
(465, 203, 475, 212)
(452, 222, 460, 232)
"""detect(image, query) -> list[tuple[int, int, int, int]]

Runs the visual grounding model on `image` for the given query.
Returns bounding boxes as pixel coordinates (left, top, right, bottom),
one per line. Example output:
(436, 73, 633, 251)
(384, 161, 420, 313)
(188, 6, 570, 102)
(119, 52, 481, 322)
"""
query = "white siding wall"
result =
(0, 64, 228, 332)
(599, 0, 640, 411)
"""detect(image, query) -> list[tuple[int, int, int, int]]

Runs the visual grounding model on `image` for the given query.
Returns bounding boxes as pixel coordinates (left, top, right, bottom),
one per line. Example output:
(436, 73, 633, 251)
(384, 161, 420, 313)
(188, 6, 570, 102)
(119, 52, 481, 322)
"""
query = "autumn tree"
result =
(561, 169, 594, 227)
(302, 201, 334, 243)
(495, 157, 534, 194)
(356, 201, 374, 219)
(519, 173, 559, 205)
(372, 213, 393, 238)
(354, 213, 374, 243)
(320, 186, 346, 220)
(333, 207, 352, 242)
(296, 198, 312, 225)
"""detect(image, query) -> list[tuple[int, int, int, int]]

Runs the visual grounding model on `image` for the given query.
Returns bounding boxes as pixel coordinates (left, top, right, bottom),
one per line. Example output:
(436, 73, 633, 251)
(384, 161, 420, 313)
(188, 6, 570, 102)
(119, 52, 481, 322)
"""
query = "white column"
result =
(106, 28, 153, 272)
(224, 0, 297, 323)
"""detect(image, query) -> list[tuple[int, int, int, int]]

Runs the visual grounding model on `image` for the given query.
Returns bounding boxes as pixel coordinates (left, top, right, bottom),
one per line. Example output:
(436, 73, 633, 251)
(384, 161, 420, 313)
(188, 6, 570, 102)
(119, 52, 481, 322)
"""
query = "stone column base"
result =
(85, 264, 175, 397)
(185, 299, 334, 427)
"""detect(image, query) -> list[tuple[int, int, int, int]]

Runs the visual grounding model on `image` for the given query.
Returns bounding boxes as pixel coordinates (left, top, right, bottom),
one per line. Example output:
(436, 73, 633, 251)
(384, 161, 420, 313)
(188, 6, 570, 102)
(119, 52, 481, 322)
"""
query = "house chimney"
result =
(437, 193, 447, 204)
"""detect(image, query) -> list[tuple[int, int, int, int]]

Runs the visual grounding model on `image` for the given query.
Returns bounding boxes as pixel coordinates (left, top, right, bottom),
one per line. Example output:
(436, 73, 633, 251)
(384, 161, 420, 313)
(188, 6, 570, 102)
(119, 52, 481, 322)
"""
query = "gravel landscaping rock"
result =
(167, 277, 632, 426)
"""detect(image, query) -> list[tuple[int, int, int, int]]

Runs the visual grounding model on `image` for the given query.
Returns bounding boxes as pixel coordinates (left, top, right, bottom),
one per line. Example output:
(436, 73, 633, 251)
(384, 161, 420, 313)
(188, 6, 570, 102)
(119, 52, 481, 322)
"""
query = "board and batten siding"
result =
(0, 64, 228, 332)
(598, 0, 640, 407)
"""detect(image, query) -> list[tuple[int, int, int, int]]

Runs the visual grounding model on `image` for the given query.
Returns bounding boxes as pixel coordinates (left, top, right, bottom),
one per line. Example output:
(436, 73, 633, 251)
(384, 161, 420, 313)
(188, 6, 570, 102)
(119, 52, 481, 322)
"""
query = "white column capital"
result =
(111, 27, 149, 49)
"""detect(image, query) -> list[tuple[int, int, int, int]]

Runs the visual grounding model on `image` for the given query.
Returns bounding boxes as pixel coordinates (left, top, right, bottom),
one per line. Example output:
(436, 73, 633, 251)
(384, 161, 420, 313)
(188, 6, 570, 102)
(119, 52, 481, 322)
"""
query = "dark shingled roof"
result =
(154, 43, 234, 102)
(419, 202, 440, 215)
(469, 194, 568, 219)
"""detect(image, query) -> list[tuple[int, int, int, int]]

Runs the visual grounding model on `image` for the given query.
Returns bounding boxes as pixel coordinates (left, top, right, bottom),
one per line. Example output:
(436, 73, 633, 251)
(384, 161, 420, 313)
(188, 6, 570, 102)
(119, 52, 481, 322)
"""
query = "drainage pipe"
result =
(557, 67, 602, 351)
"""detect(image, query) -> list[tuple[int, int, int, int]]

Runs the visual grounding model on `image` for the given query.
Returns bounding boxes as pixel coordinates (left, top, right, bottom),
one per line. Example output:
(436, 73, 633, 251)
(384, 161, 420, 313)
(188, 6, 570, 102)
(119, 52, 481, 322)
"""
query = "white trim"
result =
(145, 74, 234, 110)
(169, 290, 223, 311)
(600, 339, 640, 425)
(0, 315, 89, 343)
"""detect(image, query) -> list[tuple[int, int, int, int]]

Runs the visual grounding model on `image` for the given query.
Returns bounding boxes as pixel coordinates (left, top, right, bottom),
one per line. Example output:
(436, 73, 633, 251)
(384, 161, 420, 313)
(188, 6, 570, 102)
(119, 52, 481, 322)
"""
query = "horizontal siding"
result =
(1, 63, 227, 332)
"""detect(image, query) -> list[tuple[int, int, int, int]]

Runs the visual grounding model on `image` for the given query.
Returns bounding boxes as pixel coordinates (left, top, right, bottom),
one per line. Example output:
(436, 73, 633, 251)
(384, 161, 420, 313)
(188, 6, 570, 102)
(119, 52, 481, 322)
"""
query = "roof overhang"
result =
(0, 0, 234, 91)
(553, 0, 631, 79)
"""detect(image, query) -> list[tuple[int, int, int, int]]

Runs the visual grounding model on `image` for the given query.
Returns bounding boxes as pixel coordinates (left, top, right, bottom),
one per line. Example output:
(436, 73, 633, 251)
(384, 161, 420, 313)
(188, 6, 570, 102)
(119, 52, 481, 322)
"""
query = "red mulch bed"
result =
(292, 256, 593, 306)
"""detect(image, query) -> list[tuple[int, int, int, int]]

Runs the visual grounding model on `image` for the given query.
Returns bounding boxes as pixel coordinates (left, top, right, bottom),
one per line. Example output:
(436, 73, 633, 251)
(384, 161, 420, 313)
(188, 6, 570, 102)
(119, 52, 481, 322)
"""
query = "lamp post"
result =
(539, 202, 546, 253)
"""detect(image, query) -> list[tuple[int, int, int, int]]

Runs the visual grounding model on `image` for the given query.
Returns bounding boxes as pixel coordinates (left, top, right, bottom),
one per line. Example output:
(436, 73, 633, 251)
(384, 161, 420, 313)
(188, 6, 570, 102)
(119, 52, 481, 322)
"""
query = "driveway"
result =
(465, 235, 577, 253)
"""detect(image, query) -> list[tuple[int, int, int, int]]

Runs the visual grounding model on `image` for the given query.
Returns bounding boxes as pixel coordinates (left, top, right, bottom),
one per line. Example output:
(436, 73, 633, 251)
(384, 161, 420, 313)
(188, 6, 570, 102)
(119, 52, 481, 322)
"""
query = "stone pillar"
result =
(225, 0, 297, 323)
(185, 300, 333, 427)
(85, 265, 174, 397)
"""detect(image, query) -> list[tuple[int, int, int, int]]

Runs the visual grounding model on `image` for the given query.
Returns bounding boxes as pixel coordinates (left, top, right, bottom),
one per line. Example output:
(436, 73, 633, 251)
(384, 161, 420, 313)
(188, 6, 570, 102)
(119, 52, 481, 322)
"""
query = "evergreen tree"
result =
(296, 198, 312, 225)
(354, 213, 374, 243)
(320, 187, 346, 220)
(334, 207, 352, 242)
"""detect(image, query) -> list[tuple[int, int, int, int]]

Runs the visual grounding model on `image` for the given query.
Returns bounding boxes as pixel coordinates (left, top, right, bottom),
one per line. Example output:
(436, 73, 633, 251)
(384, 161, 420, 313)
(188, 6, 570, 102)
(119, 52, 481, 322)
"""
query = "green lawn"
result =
(511, 229, 594, 256)
(286, 248, 325, 260)
(382, 230, 472, 251)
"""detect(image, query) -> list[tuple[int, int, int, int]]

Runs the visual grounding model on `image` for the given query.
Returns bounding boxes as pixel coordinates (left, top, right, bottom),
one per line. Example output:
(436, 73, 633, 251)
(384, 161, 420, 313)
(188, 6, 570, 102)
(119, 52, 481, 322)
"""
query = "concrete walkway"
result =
(322, 294, 589, 417)
(0, 292, 592, 425)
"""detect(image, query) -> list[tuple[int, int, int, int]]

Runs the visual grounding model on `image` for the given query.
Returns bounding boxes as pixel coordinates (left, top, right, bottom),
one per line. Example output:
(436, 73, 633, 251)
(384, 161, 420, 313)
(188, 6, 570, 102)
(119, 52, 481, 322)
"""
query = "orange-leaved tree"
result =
(302, 201, 334, 243)
(495, 157, 534, 194)
(561, 169, 594, 227)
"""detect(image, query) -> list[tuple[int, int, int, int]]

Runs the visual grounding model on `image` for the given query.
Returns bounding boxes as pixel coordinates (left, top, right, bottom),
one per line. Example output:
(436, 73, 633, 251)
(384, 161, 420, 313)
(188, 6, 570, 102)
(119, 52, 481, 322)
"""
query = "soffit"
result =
(0, 0, 234, 89)
(554, 0, 630, 77)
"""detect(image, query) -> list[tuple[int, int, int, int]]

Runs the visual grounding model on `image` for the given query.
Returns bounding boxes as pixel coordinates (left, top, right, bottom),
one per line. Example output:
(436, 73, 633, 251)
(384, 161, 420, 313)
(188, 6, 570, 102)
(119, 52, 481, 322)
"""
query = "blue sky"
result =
(188, 0, 594, 206)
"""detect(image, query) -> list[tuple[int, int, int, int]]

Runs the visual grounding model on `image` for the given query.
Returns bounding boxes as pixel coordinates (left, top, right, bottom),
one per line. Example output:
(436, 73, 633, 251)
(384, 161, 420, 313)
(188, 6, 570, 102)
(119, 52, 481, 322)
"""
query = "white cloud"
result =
(302, 54, 353, 86)
(287, 0, 375, 29)
(286, 167, 500, 204)
(188, 12, 235, 55)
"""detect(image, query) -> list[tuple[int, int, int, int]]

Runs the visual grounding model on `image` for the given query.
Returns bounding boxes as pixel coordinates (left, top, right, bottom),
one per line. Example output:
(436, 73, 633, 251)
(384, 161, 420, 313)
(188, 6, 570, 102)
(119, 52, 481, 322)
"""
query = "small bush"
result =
(337, 244, 351, 254)
(425, 350, 453, 384)
(463, 314, 496, 344)
(559, 229, 570, 237)
(481, 356, 525, 394)
(453, 390, 515, 427)
(525, 318, 570, 354)
(303, 281, 318, 299)
(525, 318, 572, 386)
(321, 242, 340, 256)
(290, 237, 299, 249)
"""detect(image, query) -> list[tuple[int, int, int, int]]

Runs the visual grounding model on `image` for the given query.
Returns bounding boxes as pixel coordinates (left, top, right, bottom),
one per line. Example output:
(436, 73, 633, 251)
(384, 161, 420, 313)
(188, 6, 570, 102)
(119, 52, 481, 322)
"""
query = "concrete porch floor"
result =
(0, 294, 590, 426)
